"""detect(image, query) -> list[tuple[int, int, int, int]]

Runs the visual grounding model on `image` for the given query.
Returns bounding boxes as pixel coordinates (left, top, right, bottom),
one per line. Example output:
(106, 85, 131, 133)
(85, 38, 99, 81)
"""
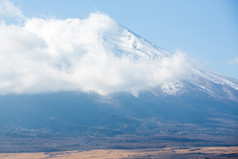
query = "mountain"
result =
(101, 24, 238, 100)
(0, 13, 237, 152)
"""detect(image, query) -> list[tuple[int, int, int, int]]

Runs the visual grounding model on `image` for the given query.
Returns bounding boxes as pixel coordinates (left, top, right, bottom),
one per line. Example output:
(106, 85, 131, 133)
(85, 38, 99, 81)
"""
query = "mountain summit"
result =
(0, 13, 238, 152)
(1, 13, 238, 99)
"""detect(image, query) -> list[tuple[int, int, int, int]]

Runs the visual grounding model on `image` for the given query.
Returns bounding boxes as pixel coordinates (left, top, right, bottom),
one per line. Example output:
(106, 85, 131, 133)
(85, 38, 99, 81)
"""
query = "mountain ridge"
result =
(0, 13, 237, 152)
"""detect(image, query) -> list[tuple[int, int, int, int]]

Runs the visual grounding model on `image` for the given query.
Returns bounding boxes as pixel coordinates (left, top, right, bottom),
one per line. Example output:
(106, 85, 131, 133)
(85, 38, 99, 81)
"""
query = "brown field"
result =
(0, 146, 237, 159)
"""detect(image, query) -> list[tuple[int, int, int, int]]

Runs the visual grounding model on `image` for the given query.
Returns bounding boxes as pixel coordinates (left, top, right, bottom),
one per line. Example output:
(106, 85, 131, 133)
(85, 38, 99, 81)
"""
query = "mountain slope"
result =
(0, 13, 237, 152)
(0, 90, 237, 152)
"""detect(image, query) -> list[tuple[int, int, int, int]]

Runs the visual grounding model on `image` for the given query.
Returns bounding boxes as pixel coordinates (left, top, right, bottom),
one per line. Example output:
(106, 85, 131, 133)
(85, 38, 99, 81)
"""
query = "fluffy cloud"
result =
(0, 2, 191, 95)
(0, 0, 22, 18)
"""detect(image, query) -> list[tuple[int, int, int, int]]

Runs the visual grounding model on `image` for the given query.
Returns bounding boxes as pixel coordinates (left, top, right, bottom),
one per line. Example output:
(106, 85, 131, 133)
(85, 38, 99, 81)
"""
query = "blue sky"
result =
(6, 0, 238, 79)
(13, 0, 238, 79)
(0, 0, 237, 95)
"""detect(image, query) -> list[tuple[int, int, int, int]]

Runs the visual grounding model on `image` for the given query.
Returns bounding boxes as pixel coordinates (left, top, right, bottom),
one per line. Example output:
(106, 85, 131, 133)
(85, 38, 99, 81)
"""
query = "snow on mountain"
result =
(191, 65, 238, 90)
(103, 27, 170, 60)
(0, 11, 238, 152)
(114, 24, 238, 99)
(0, 13, 189, 95)
(0, 12, 237, 99)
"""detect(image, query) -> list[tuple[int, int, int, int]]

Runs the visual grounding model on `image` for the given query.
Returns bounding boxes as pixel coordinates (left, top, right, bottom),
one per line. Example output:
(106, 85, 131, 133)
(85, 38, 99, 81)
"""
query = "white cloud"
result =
(233, 57, 238, 64)
(0, 8, 192, 95)
(0, 0, 22, 18)
(235, 58, 238, 64)
(229, 57, 238, 65)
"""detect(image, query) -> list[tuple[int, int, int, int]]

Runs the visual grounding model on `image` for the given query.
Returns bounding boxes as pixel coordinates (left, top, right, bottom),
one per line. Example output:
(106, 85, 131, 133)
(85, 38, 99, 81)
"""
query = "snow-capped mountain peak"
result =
(1, 12, 238, 100)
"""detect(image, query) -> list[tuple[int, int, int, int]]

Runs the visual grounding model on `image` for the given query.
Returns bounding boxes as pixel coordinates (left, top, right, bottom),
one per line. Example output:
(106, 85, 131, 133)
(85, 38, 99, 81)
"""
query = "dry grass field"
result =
(0, 146, 237, 159)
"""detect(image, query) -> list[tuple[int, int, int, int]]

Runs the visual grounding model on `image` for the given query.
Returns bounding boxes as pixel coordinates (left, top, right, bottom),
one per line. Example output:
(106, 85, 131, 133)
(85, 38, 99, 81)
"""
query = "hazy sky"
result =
(12, 0, 238, 79)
